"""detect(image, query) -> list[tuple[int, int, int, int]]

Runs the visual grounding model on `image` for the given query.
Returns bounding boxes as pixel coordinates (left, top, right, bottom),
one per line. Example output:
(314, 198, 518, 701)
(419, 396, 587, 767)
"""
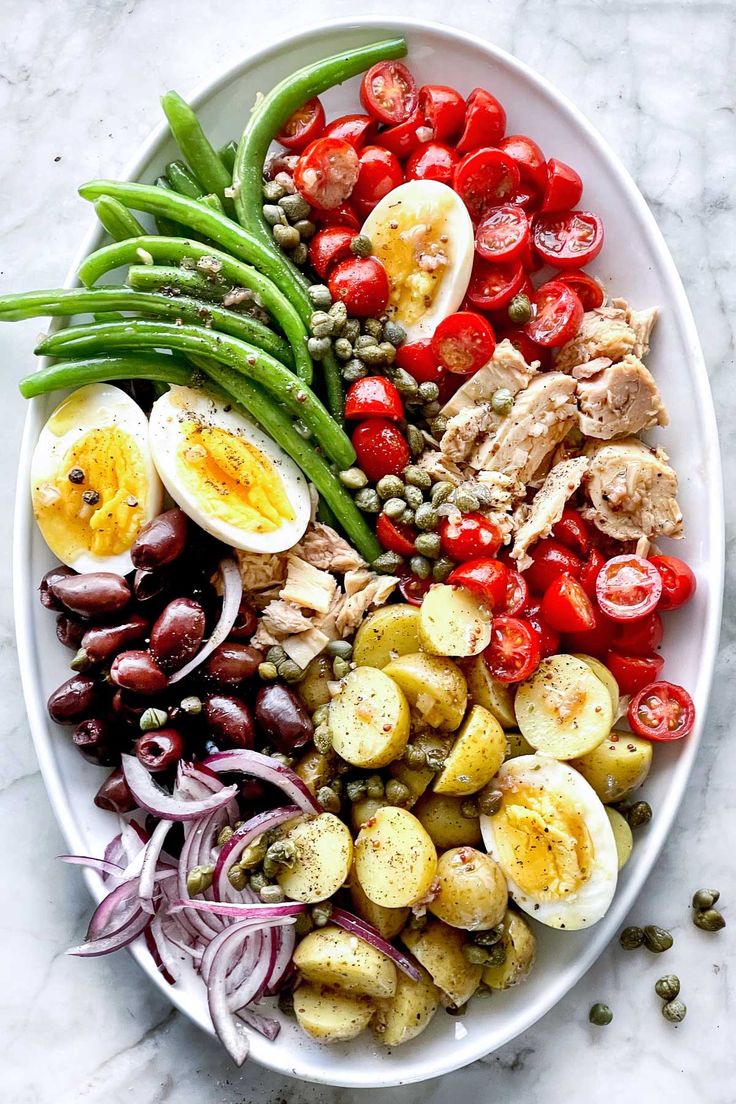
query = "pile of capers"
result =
(691, 887, 726, 932)
(262, 178, 315, 267)
(258, 645, 304, 684)
(464, 922, 507, 968)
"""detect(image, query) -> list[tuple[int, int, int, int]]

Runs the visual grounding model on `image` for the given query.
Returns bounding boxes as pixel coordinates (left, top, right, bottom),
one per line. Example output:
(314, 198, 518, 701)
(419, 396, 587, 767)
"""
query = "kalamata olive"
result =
(135, 728, 185, 772)
(51, 572, 131, 618)
(131, 508, 188, 571)
(81, 614, 150, 664)
(111, 688, 149, 726)
(204, 643, 263, 685)
(149, 598, 206, 671)
(110, 650, 168, 695)
(56, 614, 86, 650)
(228, 599, 259, 642)
(254, 684, 314, 753)
(133, 568, 170, 603)
(73, 718, 118, 766)
(204, 694, 255, 750)
(47, 674, 98, 724)
(40, 565, 77, 610)
(94, 766, 137, 813)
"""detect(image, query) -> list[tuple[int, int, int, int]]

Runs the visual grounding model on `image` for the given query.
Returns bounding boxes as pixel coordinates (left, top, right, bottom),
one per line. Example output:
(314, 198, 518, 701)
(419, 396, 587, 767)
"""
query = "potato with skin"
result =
(571, 653, 620, 717)
(428, 847, 508, 930)
(514, 654, 613, 759)
(605, 806, 633, 869)
(419, 584, 492, 657)
(328, 666, 410, 768)
(355, 806, 438, 908)
(401, 919, 482, 1006)
(504, 729, 536, 760)
(293, 925, 397, 999)
(413, 791, 482, 849)
(276, 813, 352, 903)
(294, 983, 374, 1042)
(294, 748, 332, 795)
(350, 870, 409, 940)
(383, 652, 468, 731)
(434, 705, 506, 796)
(352, 604, 421, 669)
(389, 733, 451, 806)
(351, 796, 386, 833)
(373, 965, 440, 1047)
(569, 730, 653, 803)
(297, 654, 334, 712)
(481, 910, 536, 990)
(462, 655, 517, 729)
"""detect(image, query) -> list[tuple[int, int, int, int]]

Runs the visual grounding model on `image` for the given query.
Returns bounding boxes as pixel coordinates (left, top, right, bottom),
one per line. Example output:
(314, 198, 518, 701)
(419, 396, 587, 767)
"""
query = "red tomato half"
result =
(276, 97, 326, 152)
(350, 145, 404, 217)
(376, 513, 417, 557)
(497, 326, 549, 368)
(448, 558, 508, 608)
(328, 256, 389, 317)
(378, 107, 431, 161)
(579, 549, 605, 600)
(596, 555, 663, 622)
(406, 142, 459, 185)
(311, 201, 361, 230)
(499, 568, 529, 616)
(293, 137, 360, 209)
(525, 280, 584, 347)
(466, 258, 525, 311)
(628, 681, 695, 741)
(605, 651, 664, 696)
(555, 270, 605, 311)
(398, 573, 432, 606)
(419, 84, 466, 141)
(524, 538, 582, 595)
(551, 508, 591, 556)
(614, 611, 663, 656)
(394, 339, 443, 384)
(541, 575, 595, 633)
(456, 88, 506, 153)
(344, 376, 403, 422)
(542, 158, 583, 212)
(431, 311, 496, 375)
(649, 555, 697, 611)
(351, 419, 410, 482)
(308, 226, 354, 280)
(532, 210, 605, 269)
(522, 598, 561, 658)
(498, 134, 547, 190)
(475, 204, 530, 264)
(360, 61, 418, 125)
(483, 616, 541, 683)
(323, 113, 377, 151)
(439, 513, 503, 561)
(564, 606, 616, 658)
(454, 149, 520, 222)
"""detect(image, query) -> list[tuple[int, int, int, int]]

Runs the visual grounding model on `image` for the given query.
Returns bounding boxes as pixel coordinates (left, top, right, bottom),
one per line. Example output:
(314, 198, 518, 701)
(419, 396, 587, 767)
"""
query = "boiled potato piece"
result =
(373, 965, 440, 1047)
(329, 666, 410, 768)
(419, 584, 492, 657)
(276, 813, 352, 903)
(353, 604, 421, 669)
(606, 807, 633, 870)
(350, 869, 409, 940)
(428, 847, 508, 930)
(481, 910, 536, 990)
(505, 729, 536, 760)
(297, 654, 334, 712)
(572, 653, 620, 717)
(462, 655, 517, 729)
(294, 983, 374, 1042)
(434, 705, 506, 796)
(389, 733, 451, 806)
(294, 748, 332, 796)
(383, 652, 467, 731)
(514, 654, 613, 759)
(401, 919, 482, 1006)
(413, 791, 482, 849)
(293, 925, 397, 999)
(569, 730, 653, 803)
(355, 806, 437, 908)
(351, 796, 386, 833)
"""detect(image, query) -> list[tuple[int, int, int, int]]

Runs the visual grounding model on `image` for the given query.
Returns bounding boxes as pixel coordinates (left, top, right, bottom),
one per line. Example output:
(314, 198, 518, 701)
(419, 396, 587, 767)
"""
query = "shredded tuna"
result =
(293, 522, 365, 572)
(259, 600, 314, 636)
(511, 457, 590, 569)
(334, 573, 399, 636)
(582, 437, 683, 541)
(441, 339, 537, 418)
(575, 354, 668, 439)
(554, 305, 638, 372)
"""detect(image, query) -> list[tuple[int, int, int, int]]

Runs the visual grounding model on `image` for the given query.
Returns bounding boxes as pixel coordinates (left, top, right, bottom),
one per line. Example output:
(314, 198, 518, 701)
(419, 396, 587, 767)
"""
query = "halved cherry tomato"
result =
(350, 145, 404, 217)
(466, 258, 525, 311)
(311, 201, 361, 230)
(613, 611, 663, 656)
(596, 555, 663, 622)
(276, 97, 326, 152)
(394, 338, 444, 384)
(605, 651, 664, 696)
(499, 567, 528, 616)
(525, 280, 584, 347)
(308, 226, 354, 280)
(551, 508, 591, 556)
(475, 204, 530, 264)
(628, 681, 695, 741)
(496, 326, 549, 368)
(579, 549, 606, 599)
(447, 558, 508, 607)
(351, 419, 410, 482)
(555, 270, 605, 311)
(398, 572, 432, 606)
(456, 88, 506, 153)
(483, 616, 541, 683)
(323, 113, 378, 151)
(293, 137, 360, 209)
(532, 210, 605, 269)
(541, 575, 595, 633)
(564, 606, 616, 658)
(498, 134, 547, 191)
(524, 538, 582, 595)
(344, 376, 403, 422)
(360, 61, 418, 125)
(418, 85, 466, 141)
(649, 555, 697, 611)
(522, 598, 561, 658)
(439, 513, 503, 561)
(513, 185, 543, 213)
(328, 256, 389, 317)
(378, 107, 430, 161)
(406, 142, 459, 185)
(542, 158, 583, 213)
(454, 149, 520, 222)
(376, 513, 417, 557)
(431, 311, 496, 375)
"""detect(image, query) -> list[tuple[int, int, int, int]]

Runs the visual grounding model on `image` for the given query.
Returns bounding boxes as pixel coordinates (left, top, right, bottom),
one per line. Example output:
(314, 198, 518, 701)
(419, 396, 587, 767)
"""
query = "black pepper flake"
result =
(82, 489, 100, 505)
(68, 468, 85, 484)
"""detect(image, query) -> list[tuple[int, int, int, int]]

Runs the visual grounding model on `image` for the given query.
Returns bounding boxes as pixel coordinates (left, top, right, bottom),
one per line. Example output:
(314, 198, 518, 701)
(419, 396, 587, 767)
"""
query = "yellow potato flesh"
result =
(383, 652, 468, 731)
(434, 705, 506, 795)
(428, 847, 508, 931)
(569, 730, 653, 804)
(293, 925, 397, 999)
(401, 919, 482, 1006)
(294, 983, 374, 1042)
(413, 791, 482, 849)
(355, 806, 437, 908)
(605, 806, 633, 869)
(328, 666, 410, 768)
(419, 584, 492, 657)
(373, 966, 440, 1047)
(514, 654, 613, 759)
(352, 603, 421, 669)
(276, 813, 352, 903)
(462, 655, 517, 729)
(481, 910, 536, 990)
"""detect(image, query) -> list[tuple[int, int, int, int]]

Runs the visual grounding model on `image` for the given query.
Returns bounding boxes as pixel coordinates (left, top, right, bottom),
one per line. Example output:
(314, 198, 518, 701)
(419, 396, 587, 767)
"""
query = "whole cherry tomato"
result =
(350, 145, 404, 217)
(456, 88, 507, 153)
(628, 681, 695, 741)
(541, 575, 595, 633)
(360, 61, 418, 125)
(605, 651, 664, 696)
(431, 311, 496, 375)
(439, 513, 503, 561)
(579, 548, 606, 599)
(483, 616, 541, 683)
(554, 270, 605, 311)
(323, 112, 378, 150)
(447, 558, 509, 607)
(419, 84, 466, 141)
(276, 97, 326, 152)
(475, 204, 530, 264)
(308, 225, 354, 280)
(498, 134, 548, 191)
(406, 141, 459, 185)
(328, 256, 389, 317)
(525, 280, 584, 347)
(377, 107, 430, 161)
(394, 338, 444, 384)
(376, 513, 417, 557)
(351, 419, 410, 482)
(613, 611, 663, 656)
(466, 258, 525, 311)
(311, 201, 361, 230)
(522, 598, 561, 658)
(649, 555, 697, 611)
(293, 137, 359, 209)
(454, 148, 520, 222)
(542, 158, 583, 212)
(595, 555, 663, 622)
(564, 606, 616, 658)
(344, 376, 403, 422)
(551, 508, 592, 556)
(532, 210, 605, 269)
(523, 538, 582, 594)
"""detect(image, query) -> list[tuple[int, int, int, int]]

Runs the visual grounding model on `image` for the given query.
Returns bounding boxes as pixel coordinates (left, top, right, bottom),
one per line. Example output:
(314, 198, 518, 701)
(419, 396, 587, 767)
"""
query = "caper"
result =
(383, 320, 406, 347)
(262, 179, 286, 202)
(273, 223, 301, 250)
(294, 218, 316, 240)
(376, 474, 405, 500)
(693, 908, 726, 932)
(451, 488, 480, 513)
(278, 192, 310, 220)
(372, 550, 405, 574)
(346, 779, 368, 802)
(263, 203, 287, 226)
(474, 924, 504, 946)
(310, 901, 333, 928)
(225, 863, 247, 891)
(179, 695, 202, 716)
(478, 787, 503, 816)
(403, 465, 432, 490)
(343, 318, 360, 344)
(326, 639, 353, 660)
(313, 723, 332, 756)
(294, 911, 314, 936)
(692, 888, 719, 910)
(418, 380, 440, 403)
(309, 310, 335, 338)
(507, 292, 532, 325)
(385, 779, 411, 806)
(430, 416, 448, 438)
(460, 799, 479, 819)
(407, 912, 427, 931)
(410, 555, 432, 580)
(266, 645, 286, 664)
(399, 507, 415, 527)
(643, 925, 673, 953)
(662, 999, 687, 1024)
(655, 974, 681, 1001)
(186, 864, 214, 896)
(217, 825, 234, 847)
(307, 284, 332, 310)
(464, 943, 492, 966)
(619, 925, 645, 950)
(365, 774, 384, 800)
(332, 657, 351, 680)
(404, 485, 425, 510)
(485, 942, 507, 967)
(407, 424, 425, 456)
(249, 871, 268, 893)
(239, 836, 267, 868)
(431, 481, 455, 506)
(338, 466, 368, 490)
(307, 335, 331, 360)
(384, 497, 408, 520)
(354, 488, 381, 513)
(414, 503, 439, 532)
(432, 558, 455, 583)
(403, 744, 427, 769)
(356, 343, 389, 366)
(139, 706, 168, 732)
(414, 532, 441, 559)
(589, 1003, 613, 1027)
(355, 333, 378, 350)
(277, 990, 295, 1016)
(316, 785, 341, 813)
(70, 648, 91, 672)
(350, 233, 373, 257)
(627, 800, 652, 828)
(341, 358, 368, 382)
(425, 748, 446, 772)
(393, 368, 419, 396)
(423, 400, 441, 418)
(263, 839, 297, 879)
(312, 704, 330, 727)
(491, 387, 514, 416)
(363, 317, 383, 339)
(278, 659, 304, 684)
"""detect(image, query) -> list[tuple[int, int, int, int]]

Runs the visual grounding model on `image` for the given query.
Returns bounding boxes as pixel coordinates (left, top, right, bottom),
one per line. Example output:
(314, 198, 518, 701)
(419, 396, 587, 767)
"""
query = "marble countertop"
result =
(1, 1, 734, 1101)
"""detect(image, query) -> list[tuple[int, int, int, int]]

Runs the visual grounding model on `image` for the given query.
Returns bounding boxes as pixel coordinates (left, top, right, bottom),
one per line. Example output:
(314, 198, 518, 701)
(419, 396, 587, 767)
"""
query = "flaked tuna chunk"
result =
(440, 338, 537, 418)
(575, 354, 668, 439)
(582, 437, 683, 541)
(629, 306, 659, 359)
(440, 405, 496, 466)
(555, 305, 638, 372)
(293, 522, 365, 573)
(511, 457, 590, 569)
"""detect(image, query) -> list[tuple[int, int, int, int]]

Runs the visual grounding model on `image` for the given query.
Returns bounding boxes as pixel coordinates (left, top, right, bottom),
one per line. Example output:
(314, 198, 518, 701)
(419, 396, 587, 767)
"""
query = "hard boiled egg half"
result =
(148, 386, 310, 553)
(362, 179, 474, 342)
(480, 755, 618, 930)
(31, 383, 163, 574)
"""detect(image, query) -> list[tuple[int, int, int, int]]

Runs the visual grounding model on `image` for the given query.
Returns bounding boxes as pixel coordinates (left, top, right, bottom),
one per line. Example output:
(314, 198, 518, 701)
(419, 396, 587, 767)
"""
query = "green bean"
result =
(35, 319, 354, 469)
(218, 140, 238, 175)
(199, 193, 225, 215)
(161, 91, 234, 215)
(93, 311, 125, 323)
(0, 286, 292, 364)
(93, 197, 146, 242)
(154, 174, 188, 237)
(125, 263, 236, 302)
(19, 353, 194, 398)
(165, 159, 205, 199)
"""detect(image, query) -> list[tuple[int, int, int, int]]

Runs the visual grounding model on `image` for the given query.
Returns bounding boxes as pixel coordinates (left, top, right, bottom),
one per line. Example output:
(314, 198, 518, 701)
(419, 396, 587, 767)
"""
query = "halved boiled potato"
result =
(401, 919, 482, 1006)
(572, 653, 620, 717)
(293, 925, 397, 999)
(504, 729, 536, 760)
(481, 910, 536, 990)
(276, 813, 352, 903)
(294, 983, 374, 1042)
(419, 584, 492, 657)
(428, 847, 507, 931)
(294, 748, 332, 795)
(373, 965, 440, 1047)
(350, 870, 409, 940)
(351, 796, 387, 833)
(383, 652, 468, 731)
(569, 730, 653, 803)
(462, 655, 517, 729)
(514, 654, 613, 759)
(355, 806, 437, 908)
(605, 806, 633, 869)
(413, 791, 482, 849)
(434, 705, 506, 796)
(328, 666, 410, 768)
(353, 604, 421, 669)
(389, 733, 451, 806)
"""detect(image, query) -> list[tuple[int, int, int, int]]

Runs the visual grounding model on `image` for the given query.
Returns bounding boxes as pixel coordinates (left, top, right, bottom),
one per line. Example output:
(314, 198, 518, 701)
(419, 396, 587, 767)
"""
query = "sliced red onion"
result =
(146, 914, 182, 984)
(139, 819, 175, 910)
(59, 854, 123, 879)
(169, 898, 304, 921)
(204, 750, 320, 813)
(169, 556, 242, 685)
(69, 907, 151, 957)
(176, 809, 228, 942)
(122, 754, 238, 821)
(86, 878, 143, 941)
(237, 1008, 281, 1041)
(330, 907, 422, 982)
(103, 832, 126, 874)
(212, 805, 301, 902)
(144, 923, 177, 986)
(264, 923, 296, 995)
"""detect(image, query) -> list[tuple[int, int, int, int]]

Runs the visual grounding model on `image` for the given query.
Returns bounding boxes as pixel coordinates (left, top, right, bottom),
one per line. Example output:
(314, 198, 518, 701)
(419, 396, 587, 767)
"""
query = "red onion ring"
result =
(330, 907, 422, 981)
(122, 754, 239, 821)
(204, 750, 320, 813)
(69, 907, 152, 957)
(59, 854, 123, 879)
(169, 898, 305, 920)
(168, 557, 242, 685)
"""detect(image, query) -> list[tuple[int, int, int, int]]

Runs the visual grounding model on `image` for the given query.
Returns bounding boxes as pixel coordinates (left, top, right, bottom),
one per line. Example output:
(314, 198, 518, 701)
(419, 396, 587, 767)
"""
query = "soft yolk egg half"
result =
(481, 755, 618, 930)
(361, 179, 474, 342)
(31, 383, 162, 574)
(148, 386, 311, 553)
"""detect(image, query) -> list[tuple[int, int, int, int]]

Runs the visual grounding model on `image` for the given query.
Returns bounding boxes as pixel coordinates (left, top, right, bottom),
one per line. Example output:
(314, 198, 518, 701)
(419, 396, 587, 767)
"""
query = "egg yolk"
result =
(178, 420, 295, 533)
(492, 782, 594, 901)
(33, 427, 147, 562)
(370, 196, 453, 325)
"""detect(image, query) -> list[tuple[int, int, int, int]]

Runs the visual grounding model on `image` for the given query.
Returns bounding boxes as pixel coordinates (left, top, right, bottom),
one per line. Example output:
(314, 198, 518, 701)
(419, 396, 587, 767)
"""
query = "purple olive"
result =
(56, 614, 86, 650)
(228, 599, 259, 642)
(111, 688, 150, 726)
(133, 567, 170, 604)
(81, 614, 150, 664)
(47, 674, 98, 724)
(110, 650, 168, 695)
(204, 643, 263, 686)
(135, 728, 185, 772)
(94, 767, 137, 813)
(204, 694, 255, 750)
(73, 718, 118, 766)
(40, 565, 77, 610)
(254, 684, 313, 753)
(51, 572, 131, 619)
(131, 508, 188, 571)
(149, 598, 206, 672)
